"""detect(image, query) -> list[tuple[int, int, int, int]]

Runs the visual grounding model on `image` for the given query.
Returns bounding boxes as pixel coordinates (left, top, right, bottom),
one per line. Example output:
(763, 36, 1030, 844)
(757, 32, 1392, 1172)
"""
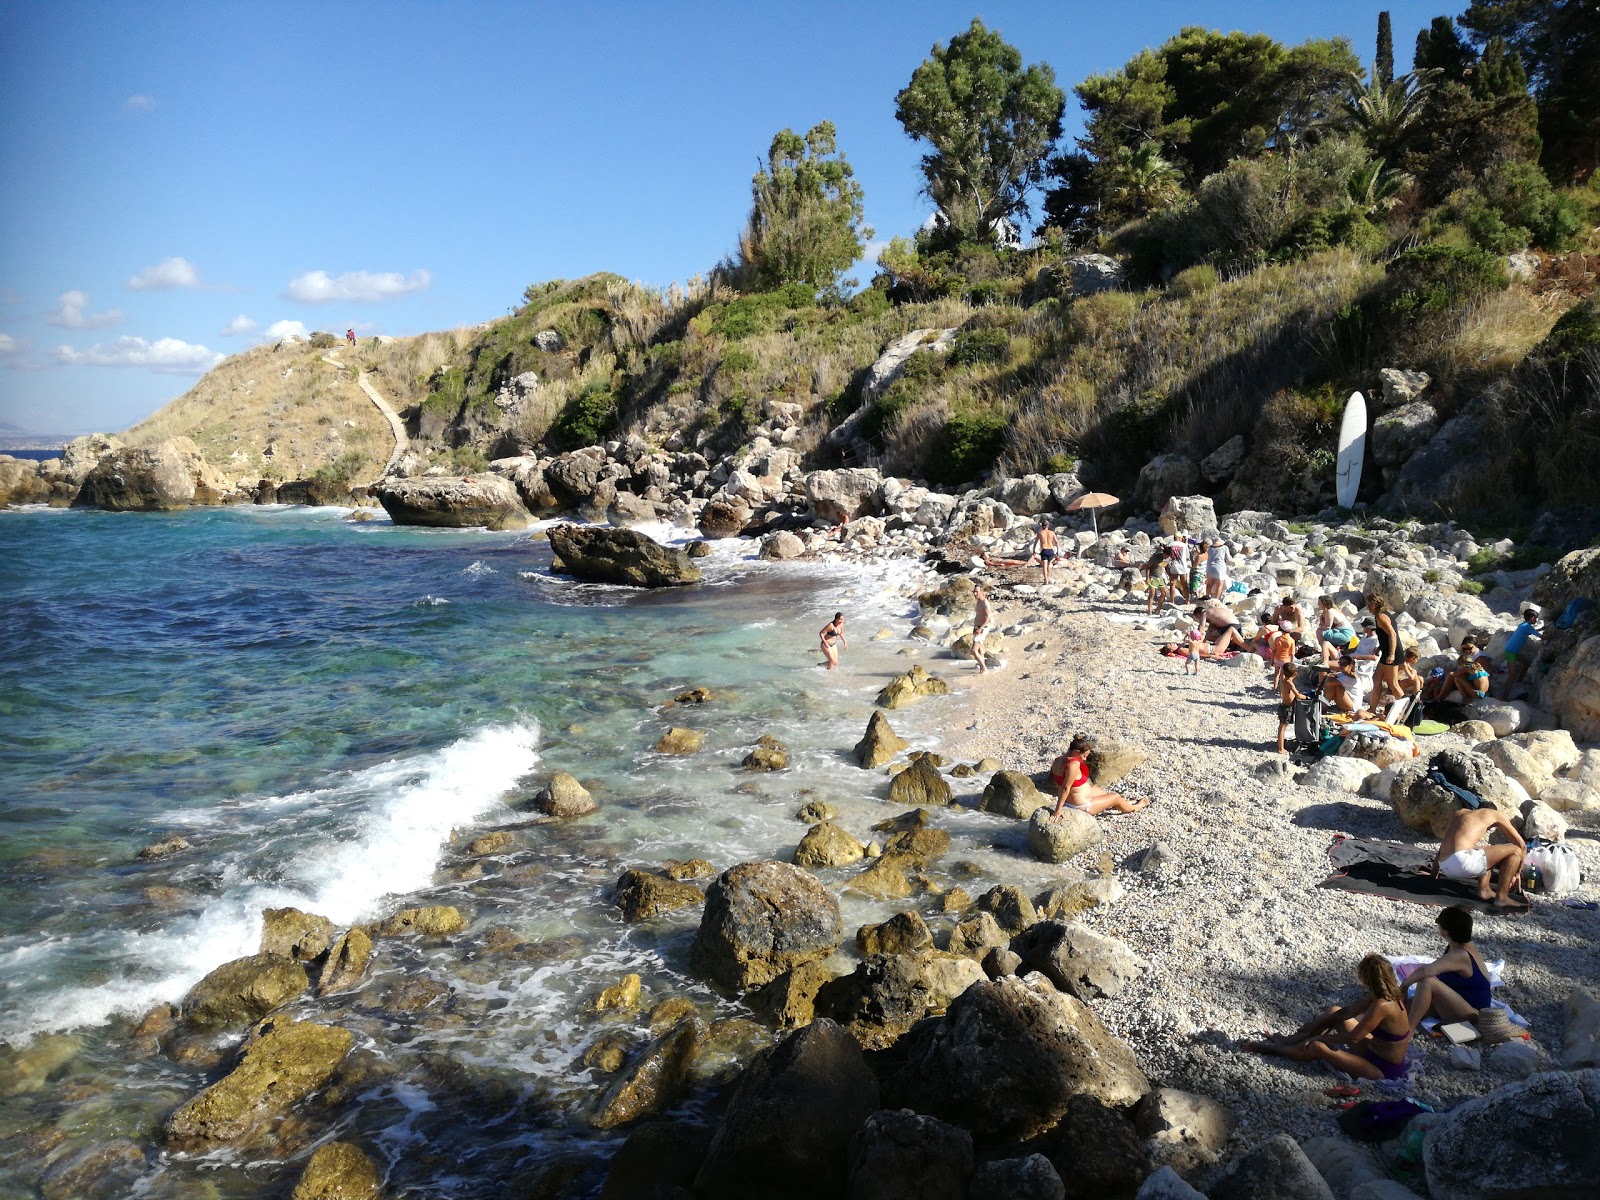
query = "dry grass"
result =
(1424, 288, 1569, 400)
(356, 329, 477, 411)
(126, 341, 389, 484)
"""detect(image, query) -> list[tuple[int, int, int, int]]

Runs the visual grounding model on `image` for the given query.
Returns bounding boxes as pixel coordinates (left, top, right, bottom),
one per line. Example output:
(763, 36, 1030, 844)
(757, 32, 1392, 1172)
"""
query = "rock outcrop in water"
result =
(691, 861, 843, 990)
(547, 523, 702, 588)
(72, 442, 199, 511)
(180, 953, 310, 1029)
(375, 475, 530, 530)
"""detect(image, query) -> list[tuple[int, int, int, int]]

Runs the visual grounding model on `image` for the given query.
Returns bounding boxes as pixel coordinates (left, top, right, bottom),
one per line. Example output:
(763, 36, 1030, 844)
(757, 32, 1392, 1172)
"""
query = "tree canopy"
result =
(739, 121, 872, 296)
(894, 18, 1065, 241)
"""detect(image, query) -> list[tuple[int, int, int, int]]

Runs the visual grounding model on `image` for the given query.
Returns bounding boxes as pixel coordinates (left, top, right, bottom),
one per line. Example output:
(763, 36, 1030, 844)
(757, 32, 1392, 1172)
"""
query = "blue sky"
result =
(0, 0, 1445, 435)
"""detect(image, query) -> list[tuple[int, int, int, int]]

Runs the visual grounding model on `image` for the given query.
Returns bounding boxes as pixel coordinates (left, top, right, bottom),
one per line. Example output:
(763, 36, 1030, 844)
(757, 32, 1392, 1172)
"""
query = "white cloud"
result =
(284, 268, 431, 304)
(221, 314, 258, 337)
(0, 333, 15, 355)
(264, 319, 309, 341)
(128, 256, 203, 291)
(54, 335, 223, 375)
(124, 94, 156, 114)
(45, 291, 124, 330)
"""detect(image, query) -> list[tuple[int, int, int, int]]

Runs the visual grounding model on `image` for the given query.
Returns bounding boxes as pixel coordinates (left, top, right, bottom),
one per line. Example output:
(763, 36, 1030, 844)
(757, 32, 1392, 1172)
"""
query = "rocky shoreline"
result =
(5, 425, 1600, 1198)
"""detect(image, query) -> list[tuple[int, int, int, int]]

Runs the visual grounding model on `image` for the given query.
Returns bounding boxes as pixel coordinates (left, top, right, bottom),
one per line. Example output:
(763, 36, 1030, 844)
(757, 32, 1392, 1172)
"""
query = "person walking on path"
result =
(346, 328, 356, 347)
(819, 612, 848, 670)
(1033, 523, 1060, 584)
(971, 584, 991, 674)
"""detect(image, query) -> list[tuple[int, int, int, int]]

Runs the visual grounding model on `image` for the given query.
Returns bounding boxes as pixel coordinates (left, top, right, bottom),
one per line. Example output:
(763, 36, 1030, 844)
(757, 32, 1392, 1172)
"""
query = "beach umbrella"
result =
(1065, 491, 1119, 536)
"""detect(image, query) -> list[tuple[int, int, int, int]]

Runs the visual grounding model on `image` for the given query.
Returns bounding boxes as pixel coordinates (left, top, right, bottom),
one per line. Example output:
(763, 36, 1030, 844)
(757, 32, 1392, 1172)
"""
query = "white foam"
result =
(1, 722, 538, 1041)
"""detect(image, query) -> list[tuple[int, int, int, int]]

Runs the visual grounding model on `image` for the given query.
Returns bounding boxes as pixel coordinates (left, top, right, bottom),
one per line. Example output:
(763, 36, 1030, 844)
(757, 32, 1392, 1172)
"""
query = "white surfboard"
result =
(1336, 391, 1367, 509)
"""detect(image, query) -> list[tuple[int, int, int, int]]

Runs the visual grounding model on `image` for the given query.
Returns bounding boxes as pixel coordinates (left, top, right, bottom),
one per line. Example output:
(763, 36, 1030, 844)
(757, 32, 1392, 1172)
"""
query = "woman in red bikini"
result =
(1242, 954, 1413, 1081)
(1048, 734, 1150, 816)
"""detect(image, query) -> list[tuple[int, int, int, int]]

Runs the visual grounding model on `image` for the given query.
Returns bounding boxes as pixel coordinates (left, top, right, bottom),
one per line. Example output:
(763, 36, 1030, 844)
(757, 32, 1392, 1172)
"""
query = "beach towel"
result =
(1318, 837, 1523, 913)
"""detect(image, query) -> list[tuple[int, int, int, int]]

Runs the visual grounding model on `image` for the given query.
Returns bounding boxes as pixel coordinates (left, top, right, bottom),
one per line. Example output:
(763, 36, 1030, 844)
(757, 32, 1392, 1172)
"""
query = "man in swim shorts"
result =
(1033, 523, 1060, 584)
(1435, 805, 1526, 908)
(971, 584, 991, 674)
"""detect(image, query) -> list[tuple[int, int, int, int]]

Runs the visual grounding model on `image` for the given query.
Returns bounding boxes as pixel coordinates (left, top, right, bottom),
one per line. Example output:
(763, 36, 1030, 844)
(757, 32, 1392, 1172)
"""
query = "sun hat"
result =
(1279, 622, 1293, 632)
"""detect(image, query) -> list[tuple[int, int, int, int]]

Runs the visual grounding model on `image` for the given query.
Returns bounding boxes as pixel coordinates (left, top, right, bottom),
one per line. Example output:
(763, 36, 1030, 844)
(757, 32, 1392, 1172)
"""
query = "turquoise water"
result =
(0, 505, 955, 1196)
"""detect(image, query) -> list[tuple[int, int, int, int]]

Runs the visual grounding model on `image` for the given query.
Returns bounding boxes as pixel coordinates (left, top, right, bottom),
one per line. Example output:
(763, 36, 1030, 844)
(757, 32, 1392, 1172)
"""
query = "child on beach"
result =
(1185, 619, 1204, 674)
(1500, 607, 1540, 699)
(1269, 621, 1297, 690)
(1276, 664, 1306, 754)
(971, 584, 991, 674)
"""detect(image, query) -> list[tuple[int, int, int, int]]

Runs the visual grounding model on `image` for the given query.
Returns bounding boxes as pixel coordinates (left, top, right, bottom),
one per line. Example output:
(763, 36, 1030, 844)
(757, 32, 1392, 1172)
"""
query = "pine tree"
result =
(1376, 11, 1395, 88)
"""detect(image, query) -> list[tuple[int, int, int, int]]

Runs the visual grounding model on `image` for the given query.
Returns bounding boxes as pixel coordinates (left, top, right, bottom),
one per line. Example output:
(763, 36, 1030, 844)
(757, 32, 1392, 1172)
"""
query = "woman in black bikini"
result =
(1405, 906, 1495, 1030)
(1367, 594, 1401, 712)
(1243, 954, 1413, 1081)
(819, 612, 847, 671)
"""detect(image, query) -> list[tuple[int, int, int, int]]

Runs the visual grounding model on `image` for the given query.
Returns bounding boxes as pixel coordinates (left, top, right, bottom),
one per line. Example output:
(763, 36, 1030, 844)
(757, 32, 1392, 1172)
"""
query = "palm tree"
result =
(1346, 69, 1436, 159)
(1347, 157, 1411, 213)
(1104, 141, 1184, 221)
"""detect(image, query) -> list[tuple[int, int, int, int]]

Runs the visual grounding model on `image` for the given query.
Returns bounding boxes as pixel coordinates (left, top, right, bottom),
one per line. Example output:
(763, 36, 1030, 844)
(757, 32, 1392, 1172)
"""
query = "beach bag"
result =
(1524, 840, 1582, 895)
(1337, 1098, 1430, 1142)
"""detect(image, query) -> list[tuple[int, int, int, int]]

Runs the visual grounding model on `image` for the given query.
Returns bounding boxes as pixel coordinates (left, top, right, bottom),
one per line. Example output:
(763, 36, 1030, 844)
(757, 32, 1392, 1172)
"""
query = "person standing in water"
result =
(819, 612, 847, 670)
(971, 584, 991, 674)
(1033, 523, 1060, 584)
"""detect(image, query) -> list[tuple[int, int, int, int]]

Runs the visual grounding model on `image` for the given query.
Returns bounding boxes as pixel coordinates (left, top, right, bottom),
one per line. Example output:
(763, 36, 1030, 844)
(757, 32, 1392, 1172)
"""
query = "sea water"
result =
(2, 505, 1015, 1197)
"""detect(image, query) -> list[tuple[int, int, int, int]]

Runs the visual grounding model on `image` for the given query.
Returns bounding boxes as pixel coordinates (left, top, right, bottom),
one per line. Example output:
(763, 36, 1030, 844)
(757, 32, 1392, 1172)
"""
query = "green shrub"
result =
(546, 381, 616, 450)
(926, 411, 1009, 486)
(948, 327, 1010, 367)
(1276, 207, 1386, 261)
(707, 283, 816, 340)
(314, 451, 365, 483)
(1042, 452, 1078, 474)
(1382, 244, 1508, 321)
(309, 331, 338, 349)
(1456, 161, 1585, 253)
(1169, 264, 1220, 298)
(848, 285, 892, 319)
(719, 346, 758, 373)
(1457, 579, 1486, 595)
(441, 445, 489, 473)
(719, 394, 756, 435)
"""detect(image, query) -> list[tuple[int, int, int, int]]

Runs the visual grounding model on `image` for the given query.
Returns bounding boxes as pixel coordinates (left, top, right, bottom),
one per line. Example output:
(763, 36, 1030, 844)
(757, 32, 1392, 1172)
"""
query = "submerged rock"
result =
(591, 1018, 706, 1130)
(166, 1018, 353, 1151)
(289, 1142, 382, 1200)
(375, 475, 530, 530)
(181, 954, 309, 1029)
(750, 961, 836, 1029)
(615, 869, 705, 921)
(655, 727, 705, 755)
(377, 905, 466, 937)
(548, 523, 701, 587)
(691, 861, 843, 991)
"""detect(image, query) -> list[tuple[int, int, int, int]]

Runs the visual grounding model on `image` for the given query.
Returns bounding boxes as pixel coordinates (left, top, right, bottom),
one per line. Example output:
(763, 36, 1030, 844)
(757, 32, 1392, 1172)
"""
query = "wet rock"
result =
(818, 953, 954, 1050)
(848, 1108, 973, 1200)
(534, 771, 596, 817)
(181, 953, 309, 1029)
(976, 885, 1038, 935)
(592, 973, 642, 1013)
(137, 835, 190, 859)
(662, 858, 715, 881)
(1011, 921, 1144, 1000)
(591, 1018, 706, 1130)
(548, 523, 701, 587)
(970, 1154, 1065, 1200)
(260, 908, 335, 962)
(742, 745, 789, 771)
(750, 961, 836, 1029)
(691, 861, 843, 990)
(759, 530, 806, 560)
(375, 475, 529, 530)
(315, 927, 373, 996)
(655, 727, 705, 754)
(888, 757, 953, 806)
(1390, 749, 1520, 836)
(980, 770, 1049, 819)
(376, 905, 466, 937)
(1135, 1087, 1237, 1176)
(694, 1019, 879, 1199)
(141, 885, 188, 906)
(942, 887, 974, 913)
(290, 1141, 382, 1200)
(166, 1018, 353, 1151)
(948, 911, 1009, 958)
(615, 868, 705, 921)
(648, 996, 699, 1033)
(583, 1031, 633, 1074)
(1037, 1094, 1152, 1200)
(467, 830, 515, 856)
(848, 855, 915, 900)
(36, 1139, 145, 1200)
(601, 1119, 715, 1200)
(796, 800, 838, 824)
(1028, 806, 1103, 863)
(1211, 1134, 1334, 1200)
(794, 820, 866, 868)
(983, 946, 1024, 979)
(877, 666, 950, 710)
(382, 976, 451, 1014)
(885, 976, 1149, 1143)
(883, 825, 952, 867)
(857, 911, 933, 957)
(674, 685, 714, 704)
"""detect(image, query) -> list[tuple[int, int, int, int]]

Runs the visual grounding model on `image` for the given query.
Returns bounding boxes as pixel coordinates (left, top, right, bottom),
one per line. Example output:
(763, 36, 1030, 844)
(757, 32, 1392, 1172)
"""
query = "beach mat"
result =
(1318, 837, 1520, 913)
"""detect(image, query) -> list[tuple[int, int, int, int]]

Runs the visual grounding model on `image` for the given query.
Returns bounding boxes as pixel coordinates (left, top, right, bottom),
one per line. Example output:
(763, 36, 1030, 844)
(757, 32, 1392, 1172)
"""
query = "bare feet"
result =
(1478, 877, 1495, 901)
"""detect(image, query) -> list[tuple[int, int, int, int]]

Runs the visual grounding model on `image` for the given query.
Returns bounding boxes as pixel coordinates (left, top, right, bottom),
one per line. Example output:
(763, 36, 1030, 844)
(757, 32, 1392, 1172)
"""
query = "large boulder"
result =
(1423, 1069, 1600, 1200)
(590, 1017, 706, 1130)
(980, 771, 1050, 820)
(1010, 921, 1144, 1000)
(759, 530, 806, 561)
(259, 908, 335, 962)
(1563, 987, 1600, 1068)
(1201, 436, 1248, 484)
(698, 497, 752, 539)
(804, 468, 885, 525)
(1028, 806, 1102, 863)
(970, 1155, 1065, 1200)
(855, 711, 909, 768)
(1544, 635, 1600, 742)
(165, 1019, 353, 1151)
(74, 442, 197, 511)
(1210, 1134, 1334, 1200)
(997, 474, 1054, 517)
(694, 1020, 879, 1200)
(858, 331, 955, 407)
(180, 954, 309, 1029)
(691, 861, 843, 991)
(884, 975, 1149, 1144)
(0, 455, 48, 507)
(847, 1109, 973, 1200)
(1135, 1088, 1237, 1176)
(1371, 401, 1440, 468)
(1480, 740, 1554, 798)
(856, 911, 933, 958)
(1300, 756, 1382, 794)
(534, 771, 596, 816)
(1379, 367, 1432, 407)
(374, 475, 529, 530)
(58, 433, 124, 485)
(1390, 749, 1520, 836)
(314, 928, 371, 997)
(1136, 455, 1200, 511)
(1506, 730, 1580, 777)
(793, 821, 865, 869)
(289, 1142, 383, 1200)
(1365, 566, 1430, 615)
(1088, 739, 1147, 786)
(1380, 399, 1495, 516)
(887, 758, 953, 807)
(1067, 254, 1124, 296)
(877, 666, 950, 710)
(1159, 496, 1217, 538)
(816, 952, 984, 1050)
(543, 450, 605, 508)
(547, 523, 701, 588)
(1036, 1094, 1153, 1200)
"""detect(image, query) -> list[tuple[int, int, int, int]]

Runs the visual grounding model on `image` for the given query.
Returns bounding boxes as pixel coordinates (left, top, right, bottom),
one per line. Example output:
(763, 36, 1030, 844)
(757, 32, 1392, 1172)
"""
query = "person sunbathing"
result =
(1242, 954, 1414, 1081)
(1193, 601, 1246, 652)
(1434, 805, 1526, 908)
(1048, 734, 1150, 816)
(1405, 906, 1495, 1030)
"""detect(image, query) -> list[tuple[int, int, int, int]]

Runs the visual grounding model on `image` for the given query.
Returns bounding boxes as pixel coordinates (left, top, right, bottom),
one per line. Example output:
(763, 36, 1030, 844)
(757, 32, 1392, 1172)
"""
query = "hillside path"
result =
(324, 351, 408, 480)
